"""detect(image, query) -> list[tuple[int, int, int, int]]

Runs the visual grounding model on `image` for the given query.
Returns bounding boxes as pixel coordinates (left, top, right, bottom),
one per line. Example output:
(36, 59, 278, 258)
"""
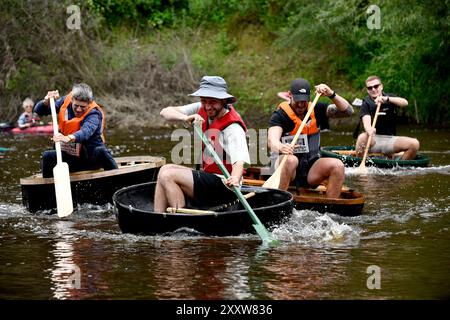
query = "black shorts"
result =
(191, 170, 238, 207)
(294, 156, 320, 188)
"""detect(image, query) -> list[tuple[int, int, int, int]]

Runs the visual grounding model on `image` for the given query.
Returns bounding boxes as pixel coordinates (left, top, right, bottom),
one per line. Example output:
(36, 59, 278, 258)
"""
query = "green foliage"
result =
(88, 0, 188, 29)
(275, 0, 450, 123)
(0, 0, 448, 126)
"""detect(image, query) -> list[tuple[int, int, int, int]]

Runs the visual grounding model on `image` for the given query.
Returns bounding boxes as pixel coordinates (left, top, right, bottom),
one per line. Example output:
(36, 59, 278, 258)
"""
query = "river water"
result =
(0, 126, 449, 300)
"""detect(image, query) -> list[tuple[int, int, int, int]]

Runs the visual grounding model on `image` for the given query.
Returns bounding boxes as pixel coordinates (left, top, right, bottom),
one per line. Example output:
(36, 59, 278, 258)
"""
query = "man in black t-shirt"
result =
(268, 78, 353, 198)
(355, 75, 420, 160)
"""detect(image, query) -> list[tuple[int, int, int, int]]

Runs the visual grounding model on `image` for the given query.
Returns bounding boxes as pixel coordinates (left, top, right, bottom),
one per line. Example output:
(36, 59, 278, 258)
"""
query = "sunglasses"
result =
(366, 83, 381, 90)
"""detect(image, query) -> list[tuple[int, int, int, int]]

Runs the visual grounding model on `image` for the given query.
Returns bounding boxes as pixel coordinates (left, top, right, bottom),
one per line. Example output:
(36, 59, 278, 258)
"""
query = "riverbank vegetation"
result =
(1, 0, 448, 127)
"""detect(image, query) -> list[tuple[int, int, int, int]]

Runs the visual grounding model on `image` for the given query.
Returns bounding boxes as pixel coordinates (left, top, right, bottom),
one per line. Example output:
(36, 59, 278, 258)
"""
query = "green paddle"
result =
(193, 124, 277, 244)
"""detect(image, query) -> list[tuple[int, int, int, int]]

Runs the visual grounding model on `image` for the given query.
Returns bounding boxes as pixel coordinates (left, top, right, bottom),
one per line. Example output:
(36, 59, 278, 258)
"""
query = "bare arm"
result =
(374, 95, 408, 108)
(268, 126, 283, 153)
(268, 126, 295, 155)
(315, 84, 351, 112)
(160, 106, 203, 123)
(277, 91, 290, 102)
(225, 160, 245, 187)
(362, 114, 375, 137)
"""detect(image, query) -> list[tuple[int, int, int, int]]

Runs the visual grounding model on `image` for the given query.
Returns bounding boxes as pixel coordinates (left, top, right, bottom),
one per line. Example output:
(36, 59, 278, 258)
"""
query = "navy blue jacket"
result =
(34, 96, 105, 155)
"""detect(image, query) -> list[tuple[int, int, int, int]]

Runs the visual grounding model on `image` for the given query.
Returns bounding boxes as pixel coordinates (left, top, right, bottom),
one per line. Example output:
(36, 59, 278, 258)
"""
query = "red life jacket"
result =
(278, 101, 319, 135)
(58, 92, 106, 142)
(198, 105, 247, 175)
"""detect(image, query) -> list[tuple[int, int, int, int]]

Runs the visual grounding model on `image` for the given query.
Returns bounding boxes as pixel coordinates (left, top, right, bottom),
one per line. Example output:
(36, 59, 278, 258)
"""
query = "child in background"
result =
(17, 98, 40, 129)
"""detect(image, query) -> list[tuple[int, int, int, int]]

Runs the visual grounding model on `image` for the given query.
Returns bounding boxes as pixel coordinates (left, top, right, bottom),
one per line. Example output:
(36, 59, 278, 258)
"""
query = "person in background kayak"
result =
(269, 77, 352, 198)
(34, 83, 117, 178)
(18, 98, 41, 129)
(355, 75, 420, 160)
(277, 91, 354, 131)
(155, 76, 250, 213)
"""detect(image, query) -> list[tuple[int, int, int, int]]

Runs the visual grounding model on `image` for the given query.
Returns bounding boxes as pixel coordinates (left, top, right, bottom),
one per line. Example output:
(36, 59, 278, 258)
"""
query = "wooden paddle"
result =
(356, 101, 381, 174)
(263, 92, 322, 189)
(49, 97, 73, 217)
(193, 124, 276, 244)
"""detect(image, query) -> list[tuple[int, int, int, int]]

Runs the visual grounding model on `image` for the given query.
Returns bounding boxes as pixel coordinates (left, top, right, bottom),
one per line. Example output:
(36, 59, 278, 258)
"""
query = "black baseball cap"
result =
(290, 78, 310, 102)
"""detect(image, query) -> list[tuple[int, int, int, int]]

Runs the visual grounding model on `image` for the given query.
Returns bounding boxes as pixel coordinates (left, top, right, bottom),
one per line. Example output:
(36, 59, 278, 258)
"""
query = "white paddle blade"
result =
(262, 169, 281, 189)
(356, 164, 368, 175)
(53, 162, 73, 217)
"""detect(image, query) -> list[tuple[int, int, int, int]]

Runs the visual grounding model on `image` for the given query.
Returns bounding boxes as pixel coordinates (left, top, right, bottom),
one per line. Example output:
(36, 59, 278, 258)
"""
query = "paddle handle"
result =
(194, 125, 263, 226)
(49, 97, 62, 164)
(288, 92, 322, 148)
(277, 92, 322, 169)
(167, 207, 215, 214)
(166, 192, 256, 215)
(263, 93, 322, 189)
(359, 102, 381, 168)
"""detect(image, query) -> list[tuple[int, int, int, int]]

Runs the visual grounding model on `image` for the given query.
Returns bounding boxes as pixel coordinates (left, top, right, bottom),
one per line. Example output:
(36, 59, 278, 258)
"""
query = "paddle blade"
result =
(262, 169, 281, 189)
(53, 162, 73, 217)
(355, 163, 368, 175)
(253, 224, 278, 244)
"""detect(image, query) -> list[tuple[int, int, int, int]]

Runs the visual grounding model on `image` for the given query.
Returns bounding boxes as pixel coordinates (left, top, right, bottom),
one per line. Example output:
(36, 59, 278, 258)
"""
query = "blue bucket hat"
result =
(189, 76, 236, 103)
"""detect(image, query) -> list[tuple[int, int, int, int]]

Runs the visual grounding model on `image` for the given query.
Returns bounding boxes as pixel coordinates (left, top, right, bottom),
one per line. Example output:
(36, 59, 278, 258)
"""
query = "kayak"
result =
(0, 147, 9, 158)
(320, 145, 430, 168)
(0, 122, 14, 132)
(20, 156, 165, 213)
(243, 167, 365, 216)
(11, 124, 53, 135)
(113, 182, 294, 236)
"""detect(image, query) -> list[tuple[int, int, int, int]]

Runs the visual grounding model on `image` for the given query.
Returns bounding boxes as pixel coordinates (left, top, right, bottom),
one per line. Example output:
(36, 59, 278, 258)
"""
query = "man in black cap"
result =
(268, 78, 352, 198)
(155, 76, 250, 213)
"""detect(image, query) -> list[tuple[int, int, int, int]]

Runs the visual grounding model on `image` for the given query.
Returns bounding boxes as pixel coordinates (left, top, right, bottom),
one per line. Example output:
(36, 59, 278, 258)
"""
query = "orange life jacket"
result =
(198, 105, 247, 175)
(58, 92, 106, 142)
(278, 101, 319, 136)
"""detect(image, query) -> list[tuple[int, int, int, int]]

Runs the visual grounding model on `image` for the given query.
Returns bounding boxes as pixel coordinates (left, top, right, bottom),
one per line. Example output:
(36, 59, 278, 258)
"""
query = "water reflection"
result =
(1, 126, 449, 299)
(151, 239, 248, 299)
(48, 220, 80, 300)
(251, 245, 353, 299)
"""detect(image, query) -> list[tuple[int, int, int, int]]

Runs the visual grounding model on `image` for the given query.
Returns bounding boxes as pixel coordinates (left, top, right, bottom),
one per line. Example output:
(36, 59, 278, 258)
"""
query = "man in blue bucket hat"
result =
(155, 76, 250, 213)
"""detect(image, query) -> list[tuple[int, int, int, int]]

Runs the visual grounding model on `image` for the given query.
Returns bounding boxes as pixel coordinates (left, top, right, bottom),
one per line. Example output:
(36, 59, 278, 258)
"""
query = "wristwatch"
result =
(68, 134, 76, 142)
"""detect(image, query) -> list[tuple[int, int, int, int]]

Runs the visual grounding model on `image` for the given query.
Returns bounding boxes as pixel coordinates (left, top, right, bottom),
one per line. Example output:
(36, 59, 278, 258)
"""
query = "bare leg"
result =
(307, 158, 345, 198)
(154, 164, 195, 213)
(393, 137, 420, 160)
(275, 155, 298, 190)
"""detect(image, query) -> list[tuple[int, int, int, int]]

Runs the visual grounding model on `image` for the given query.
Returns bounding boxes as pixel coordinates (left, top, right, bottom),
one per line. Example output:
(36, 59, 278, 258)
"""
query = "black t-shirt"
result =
(360, 93, 397, 136)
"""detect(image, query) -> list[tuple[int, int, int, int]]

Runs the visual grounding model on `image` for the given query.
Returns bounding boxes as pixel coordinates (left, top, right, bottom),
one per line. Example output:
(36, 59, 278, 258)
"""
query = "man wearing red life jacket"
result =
(268, 78, 351, 198)
(34, 83, 117, 178)
(155, 76, 250, 213)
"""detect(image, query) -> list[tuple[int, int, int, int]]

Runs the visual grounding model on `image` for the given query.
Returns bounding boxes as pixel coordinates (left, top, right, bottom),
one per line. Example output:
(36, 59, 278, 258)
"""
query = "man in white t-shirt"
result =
(155, 76, 250, 213)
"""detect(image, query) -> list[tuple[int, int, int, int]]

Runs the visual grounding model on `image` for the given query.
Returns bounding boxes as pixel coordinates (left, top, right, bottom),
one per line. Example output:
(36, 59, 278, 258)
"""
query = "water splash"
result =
(271, 209, 360, 247)
(0, 203, 32, 218)
(346, 165, 450, 177)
